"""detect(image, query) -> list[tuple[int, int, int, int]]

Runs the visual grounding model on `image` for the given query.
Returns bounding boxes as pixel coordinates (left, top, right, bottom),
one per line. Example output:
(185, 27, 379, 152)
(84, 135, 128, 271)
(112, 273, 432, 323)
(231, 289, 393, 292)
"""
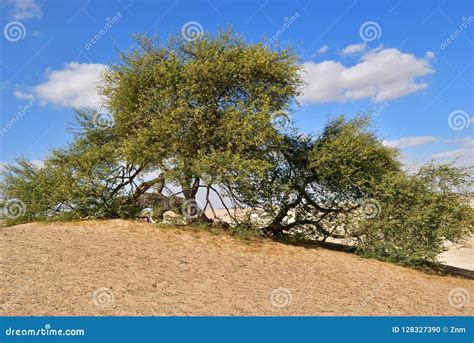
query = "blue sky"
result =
(0, 0, 473, 171)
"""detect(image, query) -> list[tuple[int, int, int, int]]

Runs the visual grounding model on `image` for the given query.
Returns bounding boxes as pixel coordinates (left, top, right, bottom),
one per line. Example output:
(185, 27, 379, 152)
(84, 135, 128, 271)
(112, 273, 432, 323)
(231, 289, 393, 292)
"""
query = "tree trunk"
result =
(179, 177, 213, 225)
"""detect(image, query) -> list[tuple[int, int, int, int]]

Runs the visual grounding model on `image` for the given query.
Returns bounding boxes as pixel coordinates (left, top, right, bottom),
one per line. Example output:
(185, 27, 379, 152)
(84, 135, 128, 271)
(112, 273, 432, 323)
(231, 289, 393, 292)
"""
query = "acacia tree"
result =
(2, 29, 302, 223)
(97, 29, 302, 221)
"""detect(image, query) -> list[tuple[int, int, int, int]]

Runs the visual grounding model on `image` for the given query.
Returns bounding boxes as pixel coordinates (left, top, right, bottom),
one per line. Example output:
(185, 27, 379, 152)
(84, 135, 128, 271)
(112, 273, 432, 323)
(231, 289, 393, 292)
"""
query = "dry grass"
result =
(1, 219, 472, 316)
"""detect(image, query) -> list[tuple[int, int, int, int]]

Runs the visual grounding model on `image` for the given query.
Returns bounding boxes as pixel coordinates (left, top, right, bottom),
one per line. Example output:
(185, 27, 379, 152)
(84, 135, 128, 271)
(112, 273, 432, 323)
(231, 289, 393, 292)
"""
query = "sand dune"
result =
(1, 219, 472, 316)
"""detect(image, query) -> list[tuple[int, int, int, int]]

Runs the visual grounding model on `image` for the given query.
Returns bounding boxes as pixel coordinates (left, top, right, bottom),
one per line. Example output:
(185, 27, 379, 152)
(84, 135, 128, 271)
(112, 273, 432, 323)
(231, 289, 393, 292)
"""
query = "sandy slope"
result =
(0, 219, 473, 316)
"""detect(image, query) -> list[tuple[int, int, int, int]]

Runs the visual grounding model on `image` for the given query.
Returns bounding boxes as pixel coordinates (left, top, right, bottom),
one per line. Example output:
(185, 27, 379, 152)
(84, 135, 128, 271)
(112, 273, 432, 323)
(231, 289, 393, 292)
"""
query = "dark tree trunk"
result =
(179, 176, 214, 225)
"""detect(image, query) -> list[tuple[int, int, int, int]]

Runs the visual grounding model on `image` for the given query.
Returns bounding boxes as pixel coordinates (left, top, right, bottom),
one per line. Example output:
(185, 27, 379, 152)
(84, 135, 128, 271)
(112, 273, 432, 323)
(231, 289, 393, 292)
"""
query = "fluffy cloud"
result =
(317, 45, 329, 54)
(340, 42, 366, 55)
(384, 136, 436, 148)
(13, 90, 35, 100)
(6, 0, 42, 20)
(425, 51, 435, 60)
(433, 137, 474, 167)
(441, 137, 474, 147)
(300, 48, 434, 103)
(27, 62, 108, 109)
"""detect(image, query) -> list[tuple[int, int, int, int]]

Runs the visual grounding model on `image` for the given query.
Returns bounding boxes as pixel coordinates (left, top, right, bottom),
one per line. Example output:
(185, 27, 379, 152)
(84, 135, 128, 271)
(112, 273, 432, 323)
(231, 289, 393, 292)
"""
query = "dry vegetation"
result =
(1, 220, 472, 316)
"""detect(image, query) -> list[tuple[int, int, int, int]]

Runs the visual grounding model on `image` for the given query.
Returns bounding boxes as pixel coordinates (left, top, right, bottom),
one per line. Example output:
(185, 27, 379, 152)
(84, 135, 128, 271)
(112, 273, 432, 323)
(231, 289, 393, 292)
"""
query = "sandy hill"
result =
(0, 219, 472, 316)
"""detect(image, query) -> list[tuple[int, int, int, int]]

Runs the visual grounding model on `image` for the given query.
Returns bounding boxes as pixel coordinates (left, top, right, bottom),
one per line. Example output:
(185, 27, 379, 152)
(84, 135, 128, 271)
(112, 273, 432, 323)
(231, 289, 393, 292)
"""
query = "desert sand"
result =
(439, 236, 474, 271)
(1, 219, 472, 316)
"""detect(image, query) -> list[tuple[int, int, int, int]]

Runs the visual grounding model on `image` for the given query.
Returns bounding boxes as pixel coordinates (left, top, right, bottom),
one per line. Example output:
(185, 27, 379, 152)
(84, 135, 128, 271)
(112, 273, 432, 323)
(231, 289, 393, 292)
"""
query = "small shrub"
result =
(229, 223, 262, 241)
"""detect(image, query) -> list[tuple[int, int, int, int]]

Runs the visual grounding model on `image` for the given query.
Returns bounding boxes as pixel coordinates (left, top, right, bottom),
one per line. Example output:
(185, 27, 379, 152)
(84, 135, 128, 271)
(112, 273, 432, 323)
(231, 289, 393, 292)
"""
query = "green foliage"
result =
(228, 116, 402, 234)
(0, 111, 143, 221)
(0, 159, 66, 223)
(100, 29, 302, 187)
(357, 165, 474, 266)
(309, 116, 401, 195)
(229, 223, 263, 241)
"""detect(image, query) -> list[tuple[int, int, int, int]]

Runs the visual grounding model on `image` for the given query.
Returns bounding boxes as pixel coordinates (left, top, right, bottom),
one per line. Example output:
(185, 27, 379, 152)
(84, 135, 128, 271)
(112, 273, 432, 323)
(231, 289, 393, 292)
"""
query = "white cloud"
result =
(340, 42, 367, 55)
(442, 136, 474, 148)
(317, 45, 329, 54)
(13, 90, 35, 100)
(432, 136, 474, 167)
(425, 51, 435, 60)
(6, 0, 42, 20)
(33, 62, 108, 109)
(300, 47, 434, 103)
(384, 136, 436, 148)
